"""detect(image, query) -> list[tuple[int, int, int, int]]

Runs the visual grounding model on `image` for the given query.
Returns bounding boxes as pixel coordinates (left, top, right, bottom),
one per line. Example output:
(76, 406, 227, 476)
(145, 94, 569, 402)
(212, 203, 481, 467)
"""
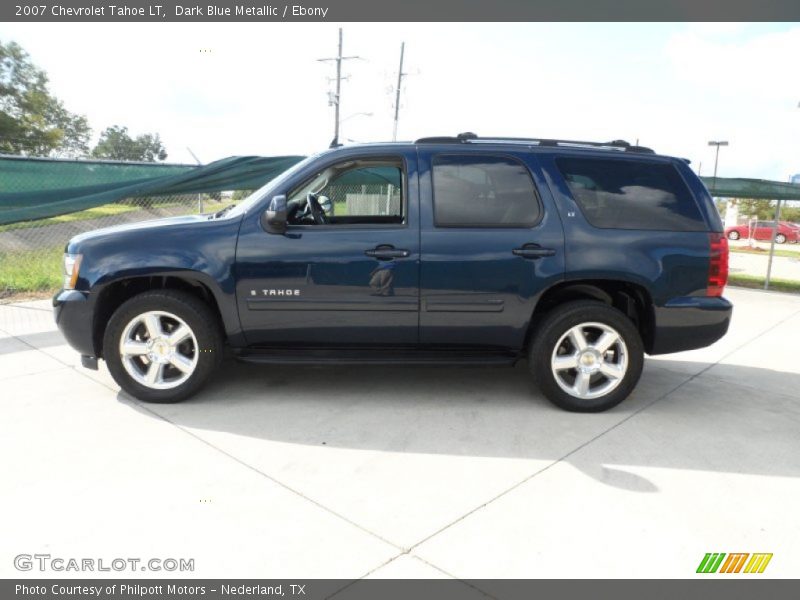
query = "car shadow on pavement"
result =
(118, 357, 800, 491)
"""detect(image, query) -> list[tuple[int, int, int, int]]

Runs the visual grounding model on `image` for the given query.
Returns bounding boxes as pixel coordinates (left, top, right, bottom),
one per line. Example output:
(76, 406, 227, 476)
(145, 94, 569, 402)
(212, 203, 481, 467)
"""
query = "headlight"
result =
(63, 253, 83, 290)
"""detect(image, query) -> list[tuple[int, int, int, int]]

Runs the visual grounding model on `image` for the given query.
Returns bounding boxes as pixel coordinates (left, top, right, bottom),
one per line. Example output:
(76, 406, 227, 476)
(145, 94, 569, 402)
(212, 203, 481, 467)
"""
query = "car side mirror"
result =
(262, 195, 288, 234)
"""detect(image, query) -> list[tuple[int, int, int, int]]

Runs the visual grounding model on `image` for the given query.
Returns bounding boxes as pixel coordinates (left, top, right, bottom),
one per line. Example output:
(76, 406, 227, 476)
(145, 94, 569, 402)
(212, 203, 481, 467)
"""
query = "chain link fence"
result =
(0, 190, 249, 303)
(3, 157, 799, 304)
(718, 198, 800, 293)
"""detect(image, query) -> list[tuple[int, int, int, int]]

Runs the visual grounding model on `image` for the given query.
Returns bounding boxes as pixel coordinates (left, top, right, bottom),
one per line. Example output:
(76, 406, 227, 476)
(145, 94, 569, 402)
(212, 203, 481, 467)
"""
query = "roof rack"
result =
(414, 132, 655, 154)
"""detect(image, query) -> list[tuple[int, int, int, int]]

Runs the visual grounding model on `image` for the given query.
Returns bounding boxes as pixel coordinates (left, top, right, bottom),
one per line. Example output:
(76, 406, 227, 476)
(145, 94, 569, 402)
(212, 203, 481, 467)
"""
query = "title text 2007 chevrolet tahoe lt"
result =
(54, 134, 732, 412)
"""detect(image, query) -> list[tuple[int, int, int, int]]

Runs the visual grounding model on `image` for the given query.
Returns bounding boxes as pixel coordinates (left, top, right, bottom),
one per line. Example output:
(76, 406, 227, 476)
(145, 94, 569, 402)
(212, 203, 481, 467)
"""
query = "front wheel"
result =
(529, 300, 644, 412)
(103, 290, 223, 403)
(775, 233, 786, 244)
(727, 230, 740, 240)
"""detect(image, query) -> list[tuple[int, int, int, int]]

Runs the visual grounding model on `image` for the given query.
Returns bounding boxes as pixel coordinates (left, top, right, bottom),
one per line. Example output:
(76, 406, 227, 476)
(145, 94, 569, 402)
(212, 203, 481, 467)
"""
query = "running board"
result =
(234, 347, 518, 366)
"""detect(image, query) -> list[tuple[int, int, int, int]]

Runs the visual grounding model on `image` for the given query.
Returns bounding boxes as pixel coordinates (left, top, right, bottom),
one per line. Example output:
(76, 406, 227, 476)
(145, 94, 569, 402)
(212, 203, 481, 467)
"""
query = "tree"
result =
(728, 198, 800, 223)
(91, 125, 168, 162)
(0, 40, 91, 157)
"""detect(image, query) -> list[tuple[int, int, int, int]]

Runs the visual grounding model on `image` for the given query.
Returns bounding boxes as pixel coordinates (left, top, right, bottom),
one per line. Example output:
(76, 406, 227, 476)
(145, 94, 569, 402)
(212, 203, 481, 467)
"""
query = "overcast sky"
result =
(1, 22, 798, 180)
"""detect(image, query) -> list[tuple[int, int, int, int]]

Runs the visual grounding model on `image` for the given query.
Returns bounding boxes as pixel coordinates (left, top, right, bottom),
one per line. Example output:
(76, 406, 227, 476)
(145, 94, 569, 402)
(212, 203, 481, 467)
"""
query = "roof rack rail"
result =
(414, 133, 655, 154)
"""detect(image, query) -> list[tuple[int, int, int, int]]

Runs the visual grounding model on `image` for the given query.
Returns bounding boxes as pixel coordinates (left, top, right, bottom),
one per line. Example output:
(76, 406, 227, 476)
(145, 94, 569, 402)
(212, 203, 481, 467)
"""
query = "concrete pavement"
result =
(0, 287, 798, 582)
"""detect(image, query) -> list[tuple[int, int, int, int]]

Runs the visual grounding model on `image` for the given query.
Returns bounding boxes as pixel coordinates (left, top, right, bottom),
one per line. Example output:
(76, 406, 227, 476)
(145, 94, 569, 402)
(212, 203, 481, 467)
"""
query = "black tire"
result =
(529, 300, 644, 412)
(103, 290, 223, 403)
(775, 233, 786, 244)
(727, 230, 740, 241)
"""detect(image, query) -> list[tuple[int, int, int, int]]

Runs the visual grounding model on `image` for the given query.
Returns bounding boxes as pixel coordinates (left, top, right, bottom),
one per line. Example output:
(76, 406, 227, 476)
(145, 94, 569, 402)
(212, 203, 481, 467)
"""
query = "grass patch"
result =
(729, 246, 800, 259)
(0, 247, 63, 295)
(728, 273, 800, 294)
(0, 203, 139, 232)
(0, 200, 236, 299)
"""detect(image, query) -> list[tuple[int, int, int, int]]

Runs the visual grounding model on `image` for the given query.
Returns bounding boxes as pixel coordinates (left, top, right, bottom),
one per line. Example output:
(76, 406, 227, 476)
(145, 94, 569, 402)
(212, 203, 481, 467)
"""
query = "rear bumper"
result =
(648, 296, 733, 355)
(53, 289, 96, 357)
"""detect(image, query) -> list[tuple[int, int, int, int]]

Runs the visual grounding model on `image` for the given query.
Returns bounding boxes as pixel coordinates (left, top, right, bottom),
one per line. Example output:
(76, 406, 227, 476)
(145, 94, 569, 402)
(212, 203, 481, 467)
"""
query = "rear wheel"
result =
(103, 290, 223, 403)
(529, 300, 644, 412)
(727, 230, 740, 240)
(775, 233, 786, 244)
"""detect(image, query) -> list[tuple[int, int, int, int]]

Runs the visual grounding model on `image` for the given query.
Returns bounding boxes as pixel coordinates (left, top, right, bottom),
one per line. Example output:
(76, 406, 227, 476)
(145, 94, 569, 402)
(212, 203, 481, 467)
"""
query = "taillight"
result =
(707, 232, 728, 297)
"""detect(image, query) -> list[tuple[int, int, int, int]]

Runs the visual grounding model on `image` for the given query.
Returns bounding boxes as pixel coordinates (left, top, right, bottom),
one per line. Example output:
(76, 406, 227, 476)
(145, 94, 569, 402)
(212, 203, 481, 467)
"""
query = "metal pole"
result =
(334, 28, 342, 143)
(317, 29, 361, 146)
(764, 199, 783, 290)
(187, 147, 203, 214)
(392, 42, 405, 142)
(711, 144, 720, 193)
(708, 140, 728, 194)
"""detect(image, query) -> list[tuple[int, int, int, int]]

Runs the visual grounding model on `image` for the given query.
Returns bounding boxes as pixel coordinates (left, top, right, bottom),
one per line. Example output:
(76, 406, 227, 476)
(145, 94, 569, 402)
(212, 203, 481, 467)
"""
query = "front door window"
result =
(287, 158, 404, 226)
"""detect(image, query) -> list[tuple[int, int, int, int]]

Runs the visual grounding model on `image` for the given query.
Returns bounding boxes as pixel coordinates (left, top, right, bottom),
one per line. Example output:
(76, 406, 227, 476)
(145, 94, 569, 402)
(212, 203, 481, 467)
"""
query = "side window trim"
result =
(431, 152, 543, 229)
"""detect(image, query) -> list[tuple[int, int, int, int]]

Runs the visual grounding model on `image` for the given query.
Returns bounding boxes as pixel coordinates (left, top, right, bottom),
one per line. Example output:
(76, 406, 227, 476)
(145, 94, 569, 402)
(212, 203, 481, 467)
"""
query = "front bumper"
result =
(53, 289, 96, 357)
(648, 296, 733, 355)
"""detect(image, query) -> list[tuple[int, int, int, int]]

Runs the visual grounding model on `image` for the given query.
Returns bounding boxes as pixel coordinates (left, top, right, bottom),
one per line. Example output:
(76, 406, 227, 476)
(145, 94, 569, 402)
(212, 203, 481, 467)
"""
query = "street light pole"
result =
(708, 140, 729, 193)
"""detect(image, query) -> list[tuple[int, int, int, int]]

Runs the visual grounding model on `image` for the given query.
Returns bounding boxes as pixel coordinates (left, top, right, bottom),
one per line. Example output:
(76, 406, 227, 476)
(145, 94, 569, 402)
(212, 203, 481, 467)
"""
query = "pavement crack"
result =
(405, 302, 800, 556)
(0, 303, 51, 312)
(124, 395, 405, 554)
(327, 551, 498, 600)
(2, 324, 405, 556)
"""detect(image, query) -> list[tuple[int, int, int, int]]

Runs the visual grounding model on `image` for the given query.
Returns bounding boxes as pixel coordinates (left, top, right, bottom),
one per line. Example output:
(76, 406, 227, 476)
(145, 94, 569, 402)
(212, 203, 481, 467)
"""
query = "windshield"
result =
(222, 154, 320, 219)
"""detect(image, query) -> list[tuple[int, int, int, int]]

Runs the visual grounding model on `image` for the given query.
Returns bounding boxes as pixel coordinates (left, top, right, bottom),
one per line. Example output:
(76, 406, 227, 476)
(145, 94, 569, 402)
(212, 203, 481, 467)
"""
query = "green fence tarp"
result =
(700, 176, 800, 201)
(0, 155, 305, 225)
(3, 155, 799, 226)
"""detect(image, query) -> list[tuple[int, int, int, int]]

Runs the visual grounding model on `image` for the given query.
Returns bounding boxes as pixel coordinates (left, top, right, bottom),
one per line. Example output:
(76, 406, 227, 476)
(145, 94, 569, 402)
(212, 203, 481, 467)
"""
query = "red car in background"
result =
(725, 220, 799, 244)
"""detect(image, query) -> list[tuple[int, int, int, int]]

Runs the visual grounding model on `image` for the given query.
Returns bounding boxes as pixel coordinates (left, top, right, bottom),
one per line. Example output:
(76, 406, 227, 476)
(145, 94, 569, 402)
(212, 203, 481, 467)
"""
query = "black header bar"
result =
(4, 0, 800, 22)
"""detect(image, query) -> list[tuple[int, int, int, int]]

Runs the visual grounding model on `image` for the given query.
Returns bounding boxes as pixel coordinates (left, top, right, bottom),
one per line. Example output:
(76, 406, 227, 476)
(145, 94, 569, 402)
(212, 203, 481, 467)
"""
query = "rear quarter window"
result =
(555, 157, 706, 232)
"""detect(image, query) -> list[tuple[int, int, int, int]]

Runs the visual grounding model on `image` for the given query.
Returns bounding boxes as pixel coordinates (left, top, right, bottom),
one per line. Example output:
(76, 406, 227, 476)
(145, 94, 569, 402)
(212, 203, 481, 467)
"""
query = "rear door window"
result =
(555, 157, 706, 231)
(432, 154, 541, 228)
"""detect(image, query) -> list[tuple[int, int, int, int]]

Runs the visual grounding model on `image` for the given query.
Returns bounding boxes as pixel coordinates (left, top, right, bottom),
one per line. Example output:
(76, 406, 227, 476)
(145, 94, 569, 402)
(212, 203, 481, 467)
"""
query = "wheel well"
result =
(93, 276, 224, 358)
(524, 280, 654, 353)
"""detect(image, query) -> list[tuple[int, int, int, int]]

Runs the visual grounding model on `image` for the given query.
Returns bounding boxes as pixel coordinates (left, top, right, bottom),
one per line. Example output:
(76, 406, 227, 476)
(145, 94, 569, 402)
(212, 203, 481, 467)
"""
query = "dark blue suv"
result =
(53, 134, 732, 412)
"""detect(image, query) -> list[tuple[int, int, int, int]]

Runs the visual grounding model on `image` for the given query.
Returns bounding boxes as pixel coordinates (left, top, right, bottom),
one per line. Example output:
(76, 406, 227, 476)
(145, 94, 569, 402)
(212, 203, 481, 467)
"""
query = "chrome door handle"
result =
(365, 246, 410, 260)
(512, 245, 556, 259)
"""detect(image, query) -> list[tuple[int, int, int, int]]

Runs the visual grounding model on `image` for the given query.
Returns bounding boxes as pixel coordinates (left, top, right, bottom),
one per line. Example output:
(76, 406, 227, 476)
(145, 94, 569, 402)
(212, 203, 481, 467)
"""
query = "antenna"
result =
(317, 28, 362, 146)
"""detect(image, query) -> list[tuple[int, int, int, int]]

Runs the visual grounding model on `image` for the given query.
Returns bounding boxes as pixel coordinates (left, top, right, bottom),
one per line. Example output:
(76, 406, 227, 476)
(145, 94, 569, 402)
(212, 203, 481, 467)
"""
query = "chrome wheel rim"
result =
(550, 322, 628, 400)
(119, 310, 198, 390)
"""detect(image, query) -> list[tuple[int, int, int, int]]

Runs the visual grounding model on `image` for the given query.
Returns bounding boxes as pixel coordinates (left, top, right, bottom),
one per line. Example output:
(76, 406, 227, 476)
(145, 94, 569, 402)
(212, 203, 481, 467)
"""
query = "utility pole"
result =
(317, 28, 361, 146)
(392, 42, 406, 142)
